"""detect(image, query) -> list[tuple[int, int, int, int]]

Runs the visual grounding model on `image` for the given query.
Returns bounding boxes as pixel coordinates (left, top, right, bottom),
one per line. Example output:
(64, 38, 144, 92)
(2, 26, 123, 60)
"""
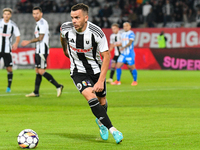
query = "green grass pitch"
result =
(0, 69, 200, 150)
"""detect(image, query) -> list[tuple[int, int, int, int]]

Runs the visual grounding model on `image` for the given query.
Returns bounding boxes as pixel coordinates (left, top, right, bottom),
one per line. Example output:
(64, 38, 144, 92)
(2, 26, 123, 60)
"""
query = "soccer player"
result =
(0, 8, 20, 93)
(21, 6, 63, 97)
(60, 3, 123, 144)
(106, 23, 121, 84)
(111, 22, 138, 86)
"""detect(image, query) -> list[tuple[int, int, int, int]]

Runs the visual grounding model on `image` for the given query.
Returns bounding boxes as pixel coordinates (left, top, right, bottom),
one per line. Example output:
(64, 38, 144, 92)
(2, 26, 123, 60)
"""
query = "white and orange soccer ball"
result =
(17, 129, 39, 149)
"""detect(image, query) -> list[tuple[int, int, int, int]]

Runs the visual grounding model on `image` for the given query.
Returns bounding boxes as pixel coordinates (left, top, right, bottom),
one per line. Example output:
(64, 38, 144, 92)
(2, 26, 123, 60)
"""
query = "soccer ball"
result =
(17, 129, 39, 149)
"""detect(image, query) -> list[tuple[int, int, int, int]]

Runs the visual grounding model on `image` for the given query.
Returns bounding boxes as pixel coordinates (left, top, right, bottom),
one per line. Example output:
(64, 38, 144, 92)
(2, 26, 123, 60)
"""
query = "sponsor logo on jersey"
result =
(122, 38, 129, 41)
(0, 33, 11, 37)
(69, 45, 93, 53)
(82, 81, 87, 86)
(86, 80, 92, 86)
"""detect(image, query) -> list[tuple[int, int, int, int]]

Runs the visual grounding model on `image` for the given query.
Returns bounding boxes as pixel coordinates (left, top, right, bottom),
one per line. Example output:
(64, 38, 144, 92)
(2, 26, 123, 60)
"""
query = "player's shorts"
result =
(117, 54, 135, 66)
(35, 53, 48, 69)
(111, 55, 119, 63)
(71, 72, 106, 97)
(0, 52, 13, 67)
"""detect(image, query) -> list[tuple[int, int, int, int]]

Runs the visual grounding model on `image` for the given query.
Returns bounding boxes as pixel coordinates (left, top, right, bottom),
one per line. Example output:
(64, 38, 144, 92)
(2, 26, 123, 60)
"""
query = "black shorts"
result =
(0, 52, 13, 67)
(71, 73, 106, 97)
(35, 53, 48, 69)
(112, 55, 119, 63)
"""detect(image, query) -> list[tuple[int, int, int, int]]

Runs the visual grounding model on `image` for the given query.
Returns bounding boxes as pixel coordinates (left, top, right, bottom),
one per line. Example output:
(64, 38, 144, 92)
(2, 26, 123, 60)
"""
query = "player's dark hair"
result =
(111, 23, 119, 28)
(71, 3, 89, 14)
(33, 6, 42, 12)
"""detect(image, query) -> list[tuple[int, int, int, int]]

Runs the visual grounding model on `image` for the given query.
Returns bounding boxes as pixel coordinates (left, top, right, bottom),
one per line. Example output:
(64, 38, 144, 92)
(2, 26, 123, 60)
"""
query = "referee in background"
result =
(0, 8, 20, 93)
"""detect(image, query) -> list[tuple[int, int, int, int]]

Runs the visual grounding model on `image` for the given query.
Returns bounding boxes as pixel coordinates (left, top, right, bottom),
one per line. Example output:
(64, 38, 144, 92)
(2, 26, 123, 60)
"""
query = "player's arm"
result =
(60, 34, 69, 58)
(114, 42, 122, 47)
(99, 50, 110, 81)
(21, 34, 44, 46)
(109, 43, 114, 52)
(93, 50, 110, 93)
(12, 36, 20, 50)
(120, 39, 133, 51)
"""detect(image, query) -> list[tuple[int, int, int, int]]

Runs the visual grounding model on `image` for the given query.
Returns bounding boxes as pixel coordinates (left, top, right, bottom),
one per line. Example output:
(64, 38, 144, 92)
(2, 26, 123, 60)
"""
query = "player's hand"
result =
(120, 47, 125, 51)
(92, 81, 104, 93)
(12, 43, 18, 50)
(21, 40, 30, 47)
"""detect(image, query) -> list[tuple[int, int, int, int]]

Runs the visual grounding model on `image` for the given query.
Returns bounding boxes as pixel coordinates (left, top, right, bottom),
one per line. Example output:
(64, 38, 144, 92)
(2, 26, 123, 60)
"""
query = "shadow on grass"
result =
(51, 132, 112, 144)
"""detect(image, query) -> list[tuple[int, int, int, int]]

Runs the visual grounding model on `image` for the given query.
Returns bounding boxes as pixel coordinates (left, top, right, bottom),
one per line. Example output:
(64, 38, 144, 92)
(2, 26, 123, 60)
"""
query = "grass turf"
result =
(0, 69, 200, 150)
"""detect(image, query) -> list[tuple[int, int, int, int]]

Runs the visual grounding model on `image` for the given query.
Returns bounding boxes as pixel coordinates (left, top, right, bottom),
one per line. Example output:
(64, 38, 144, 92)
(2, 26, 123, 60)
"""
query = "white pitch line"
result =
(0, 86, 199, 97)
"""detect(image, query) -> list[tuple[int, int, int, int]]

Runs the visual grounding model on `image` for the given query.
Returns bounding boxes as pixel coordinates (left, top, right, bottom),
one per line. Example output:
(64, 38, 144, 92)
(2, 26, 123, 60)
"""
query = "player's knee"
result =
(38, 69, 45, 75)
(82, 87, 97, 101)
(6, 67, 12, 72)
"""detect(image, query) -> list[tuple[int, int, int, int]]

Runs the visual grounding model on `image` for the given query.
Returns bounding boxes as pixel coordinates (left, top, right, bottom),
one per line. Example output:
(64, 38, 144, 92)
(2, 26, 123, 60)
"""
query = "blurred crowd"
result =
(15, 0, 200, 28)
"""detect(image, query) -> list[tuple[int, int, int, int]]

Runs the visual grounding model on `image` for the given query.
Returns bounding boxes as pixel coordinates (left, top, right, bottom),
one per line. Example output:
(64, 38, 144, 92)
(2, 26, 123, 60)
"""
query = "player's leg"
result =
(26, 54, 42, 97)
(106, 56, 118, 83)
(38, 68, 63, 97)
(34, 67, 42, 95)
(126, 56, 138, 86)
(111, 55, 125, 85)
(39, 54, 63, 97)
(71, 74, 123, 143)
(83, 88, 123, 143)
(6, 66, 13, 92)
(4, 53, 13, 92)
(26, 67, 41, 97)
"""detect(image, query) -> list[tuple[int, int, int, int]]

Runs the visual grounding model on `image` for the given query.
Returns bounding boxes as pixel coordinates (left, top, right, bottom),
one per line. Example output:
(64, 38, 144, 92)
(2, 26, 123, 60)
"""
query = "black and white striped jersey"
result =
(35, 18, 49, 54)
(110, 32, 121, 56)
(60, 21, 109, 76)
(0, 19, 20, 53)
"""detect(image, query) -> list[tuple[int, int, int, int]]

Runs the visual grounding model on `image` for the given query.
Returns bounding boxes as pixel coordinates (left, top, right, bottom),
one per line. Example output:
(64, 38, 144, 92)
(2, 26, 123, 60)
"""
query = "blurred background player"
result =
(21, 6, 63, 97)
(0, 8, 20, 92)
(60, 3, 123, 144)
(106, 23, 121, 84)
(111, 22, 137, 86)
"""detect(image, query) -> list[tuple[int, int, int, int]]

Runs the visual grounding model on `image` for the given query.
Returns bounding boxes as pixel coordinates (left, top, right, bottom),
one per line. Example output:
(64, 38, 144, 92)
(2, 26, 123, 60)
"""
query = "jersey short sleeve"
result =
(60, 22, 73, 38)
(110, 34, 114, 44)
(97, 35, 108, 53)
(13, 25, 20, 37)
(129, 31, 135, 41)
(38, 22, 46, 34)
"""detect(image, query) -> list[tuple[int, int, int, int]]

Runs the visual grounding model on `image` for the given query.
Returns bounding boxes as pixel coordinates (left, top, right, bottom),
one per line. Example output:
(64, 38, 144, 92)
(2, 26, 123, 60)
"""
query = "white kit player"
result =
(60, 3, 123, 144)
(0, 8, 20, 92)
(21, 6, 63, 97)
(106, 23, 121, 83)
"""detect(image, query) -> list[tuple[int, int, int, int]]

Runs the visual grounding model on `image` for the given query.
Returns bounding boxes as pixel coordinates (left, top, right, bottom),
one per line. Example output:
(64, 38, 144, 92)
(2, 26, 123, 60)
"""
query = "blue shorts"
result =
(117, 54, 135, 66)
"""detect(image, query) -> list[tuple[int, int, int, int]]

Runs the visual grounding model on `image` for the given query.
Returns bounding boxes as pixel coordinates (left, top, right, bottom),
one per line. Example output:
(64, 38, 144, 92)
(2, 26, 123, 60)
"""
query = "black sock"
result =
(129, 69, 133, 77)
(42, 72, 60, 88)
(7, 72, 13, 88)
(34, 73, 42, 94)
(110, 68, 115, 79)
(88, 98, 113, 129)
(102, 100, 108, 112)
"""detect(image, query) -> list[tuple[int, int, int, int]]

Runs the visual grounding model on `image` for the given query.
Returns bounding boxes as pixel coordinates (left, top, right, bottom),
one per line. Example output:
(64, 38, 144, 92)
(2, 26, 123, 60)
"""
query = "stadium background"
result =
(0, 0, 199, 70)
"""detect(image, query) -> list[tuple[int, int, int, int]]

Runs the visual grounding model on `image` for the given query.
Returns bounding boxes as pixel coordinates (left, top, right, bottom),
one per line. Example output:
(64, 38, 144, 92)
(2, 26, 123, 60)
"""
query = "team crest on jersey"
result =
(70, 38, 75, 43)
(76, 83, 82, 90)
